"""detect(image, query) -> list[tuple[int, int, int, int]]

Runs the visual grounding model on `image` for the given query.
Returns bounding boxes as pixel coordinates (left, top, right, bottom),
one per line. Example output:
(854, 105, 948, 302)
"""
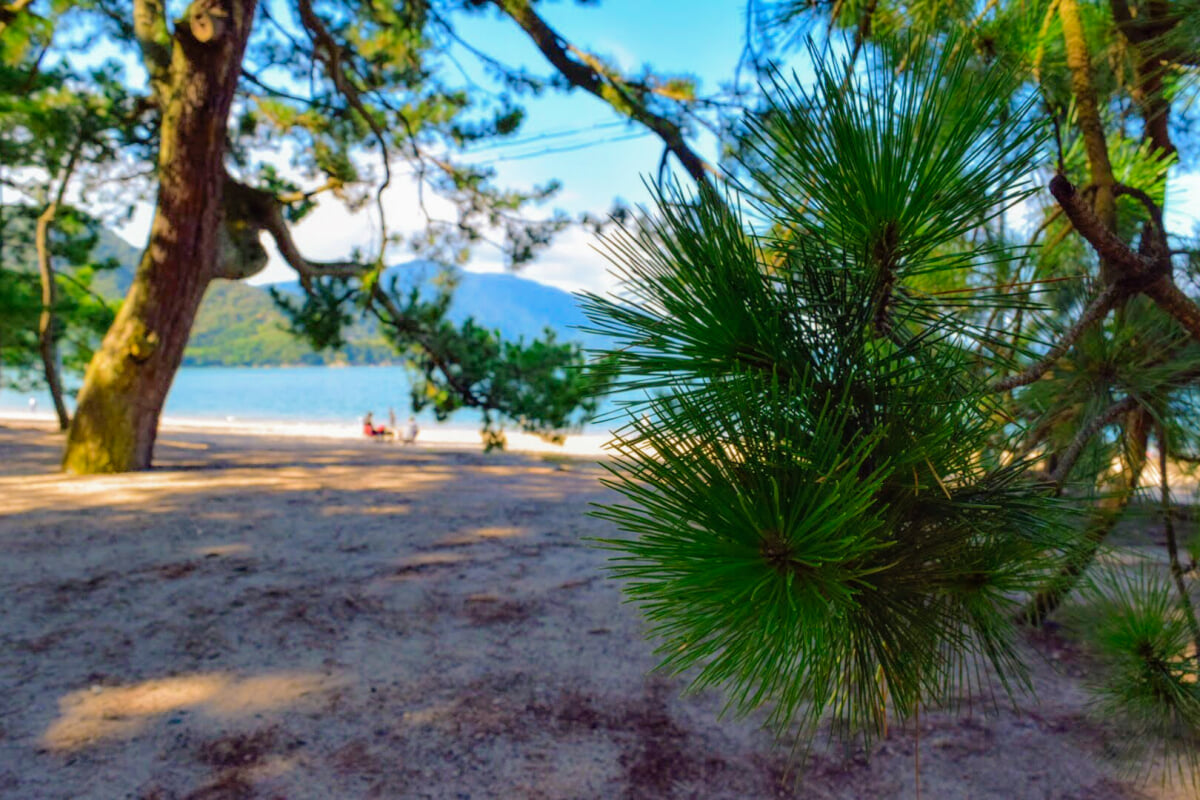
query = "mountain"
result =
(269, 261, 591, 344)
(2, 210, 598, 367)
(189, 263, 596, 366)
(82, 233, 595, 366)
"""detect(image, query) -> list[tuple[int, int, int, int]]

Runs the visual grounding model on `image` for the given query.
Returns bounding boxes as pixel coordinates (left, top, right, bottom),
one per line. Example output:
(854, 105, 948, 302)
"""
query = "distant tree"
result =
(0, 208, 119, 417)
(1, 0, 715, 471)
(0, 50, 139, 428)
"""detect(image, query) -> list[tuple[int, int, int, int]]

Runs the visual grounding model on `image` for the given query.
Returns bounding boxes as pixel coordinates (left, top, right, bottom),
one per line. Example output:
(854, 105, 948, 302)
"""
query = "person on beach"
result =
(362, 412, 388, 438)
(402, 416, 419, 445)
(388, 407, 397, 433)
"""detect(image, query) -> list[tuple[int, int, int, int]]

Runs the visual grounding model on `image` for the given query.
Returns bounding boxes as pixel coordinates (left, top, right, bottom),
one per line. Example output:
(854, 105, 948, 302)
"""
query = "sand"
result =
(0, 420, 1189, 799)
(0, 410, 612, 457)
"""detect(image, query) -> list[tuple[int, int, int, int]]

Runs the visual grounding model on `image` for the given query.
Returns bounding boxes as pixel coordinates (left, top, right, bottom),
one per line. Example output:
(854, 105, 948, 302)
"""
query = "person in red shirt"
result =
(362, 411, 388, 438)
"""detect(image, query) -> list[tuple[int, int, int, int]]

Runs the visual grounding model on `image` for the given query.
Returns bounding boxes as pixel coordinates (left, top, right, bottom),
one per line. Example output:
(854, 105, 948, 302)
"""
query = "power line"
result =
(484, 131, 653, 162)
(466, 120, 630, 153)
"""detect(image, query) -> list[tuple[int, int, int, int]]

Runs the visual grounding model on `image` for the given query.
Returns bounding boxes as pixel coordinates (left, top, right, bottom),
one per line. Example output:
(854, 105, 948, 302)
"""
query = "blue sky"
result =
(105, 0, 1198, 295)
(111, 0, 753, 294)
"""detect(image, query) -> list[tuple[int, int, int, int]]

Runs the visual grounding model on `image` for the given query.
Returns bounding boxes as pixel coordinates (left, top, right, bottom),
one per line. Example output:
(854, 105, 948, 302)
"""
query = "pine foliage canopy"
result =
(582, 40, 1075, 745)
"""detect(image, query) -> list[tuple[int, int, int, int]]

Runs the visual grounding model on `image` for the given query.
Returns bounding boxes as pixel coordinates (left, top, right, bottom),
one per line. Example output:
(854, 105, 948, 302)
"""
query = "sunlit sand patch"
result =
(472, 526, 525, 539)
(0, 464, 457, 515)
(319, 504, 411, 517)
(400, 703, 454, 726)
(203, 673, 336, 715)
(395, 552, 466, 569)
(42, 671, 343, 751)
(195, 543, 252, 557)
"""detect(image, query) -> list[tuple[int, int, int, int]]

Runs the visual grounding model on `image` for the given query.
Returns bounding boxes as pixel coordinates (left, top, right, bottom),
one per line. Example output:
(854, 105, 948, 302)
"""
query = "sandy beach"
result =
(0, 419, 1189, 799)
(0, 410, 612, 457)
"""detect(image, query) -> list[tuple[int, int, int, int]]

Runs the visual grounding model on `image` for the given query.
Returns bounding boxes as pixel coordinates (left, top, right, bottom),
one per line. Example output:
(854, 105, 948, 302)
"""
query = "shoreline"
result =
(0, 410, 611, 458)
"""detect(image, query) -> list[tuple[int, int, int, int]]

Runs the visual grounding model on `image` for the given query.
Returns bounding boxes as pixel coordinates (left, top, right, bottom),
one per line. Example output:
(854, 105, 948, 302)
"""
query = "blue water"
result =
(0, 365, 618, 431)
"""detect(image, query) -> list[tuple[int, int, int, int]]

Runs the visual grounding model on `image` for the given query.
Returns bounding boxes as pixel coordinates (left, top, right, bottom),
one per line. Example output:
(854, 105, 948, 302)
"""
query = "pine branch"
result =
(1048, 395, 1140, 488)
(216, 178, 366, 281)
(1159, 426, 1200, 659)
(1022, 406, 1151, 625)
(1113, 182, 1166, 232)
(1049, 174, 1152, 278)
(1144, 277, 1200, 342)
(1050, 174, 1200, 346)
(990, 283, 1121, 392)
(295, 0, 393, 267)
(490, 0, 714, 185)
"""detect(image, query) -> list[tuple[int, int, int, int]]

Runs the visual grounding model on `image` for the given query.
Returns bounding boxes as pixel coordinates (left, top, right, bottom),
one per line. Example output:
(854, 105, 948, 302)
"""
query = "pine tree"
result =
(584, 38, 1073, 747)
(1, 0, 714, 470)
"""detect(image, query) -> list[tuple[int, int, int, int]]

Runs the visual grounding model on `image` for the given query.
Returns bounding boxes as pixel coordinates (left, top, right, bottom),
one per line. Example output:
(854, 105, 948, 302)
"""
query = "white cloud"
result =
(112, 170, 624, 297)
(466, 225, 620, 296)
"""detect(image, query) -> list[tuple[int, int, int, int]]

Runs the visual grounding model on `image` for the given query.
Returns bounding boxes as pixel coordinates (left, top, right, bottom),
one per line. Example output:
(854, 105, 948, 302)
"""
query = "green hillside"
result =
(5, 215, 589, 367)
(185, 279, 397, 366)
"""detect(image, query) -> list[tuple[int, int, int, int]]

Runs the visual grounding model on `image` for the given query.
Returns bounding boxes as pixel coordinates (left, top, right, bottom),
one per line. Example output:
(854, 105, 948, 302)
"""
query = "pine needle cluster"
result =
(582, 40, 1073, 746)
(1076, 564, 1200, 781)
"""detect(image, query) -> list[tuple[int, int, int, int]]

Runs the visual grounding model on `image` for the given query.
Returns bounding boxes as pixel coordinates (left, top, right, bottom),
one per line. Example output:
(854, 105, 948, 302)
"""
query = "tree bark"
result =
(63, 0, 258, 473)
(1059, 0, 1119, 280)
(36, 209, 70, 432)
(1022, 406, 1151, 625)
(36, 136, 84, 432)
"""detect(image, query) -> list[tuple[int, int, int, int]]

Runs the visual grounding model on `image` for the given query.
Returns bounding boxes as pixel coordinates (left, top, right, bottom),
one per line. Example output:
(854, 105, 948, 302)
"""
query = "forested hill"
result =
(88, 233, 593, 367)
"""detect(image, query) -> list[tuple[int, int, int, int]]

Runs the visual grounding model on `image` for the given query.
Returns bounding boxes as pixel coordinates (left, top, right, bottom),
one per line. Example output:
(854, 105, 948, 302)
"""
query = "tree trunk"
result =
(1059, 0, 1118, 278)
(36, 137, 84, 432)
(62, 0, 258, 473)
(36, 200, 70, 431)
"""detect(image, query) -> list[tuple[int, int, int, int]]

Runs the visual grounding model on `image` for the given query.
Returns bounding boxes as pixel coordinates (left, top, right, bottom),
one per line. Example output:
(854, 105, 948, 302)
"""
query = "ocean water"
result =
(0, 365, 619, 433)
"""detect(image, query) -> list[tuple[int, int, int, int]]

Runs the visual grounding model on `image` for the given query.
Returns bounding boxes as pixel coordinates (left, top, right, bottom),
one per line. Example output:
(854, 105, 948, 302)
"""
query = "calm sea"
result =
(0, 365, 617, 431)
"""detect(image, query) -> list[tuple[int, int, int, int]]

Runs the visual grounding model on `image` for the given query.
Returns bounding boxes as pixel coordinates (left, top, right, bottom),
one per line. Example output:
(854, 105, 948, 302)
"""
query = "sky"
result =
(105, 0, 1200, 297)
(112, 0, 752, 296)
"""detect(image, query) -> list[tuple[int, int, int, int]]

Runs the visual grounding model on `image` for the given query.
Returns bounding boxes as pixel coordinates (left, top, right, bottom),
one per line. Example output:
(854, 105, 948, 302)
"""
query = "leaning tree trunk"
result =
(36, 137, 83, 432)
(36, 201, 71, 431)
(63, 0, 258, 473)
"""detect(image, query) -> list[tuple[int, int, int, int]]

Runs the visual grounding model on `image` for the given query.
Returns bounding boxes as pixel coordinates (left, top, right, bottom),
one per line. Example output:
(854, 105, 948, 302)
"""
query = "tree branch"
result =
(367, 288, 490, 409)
(1144, 277, 1200, 342)
(256, 195, 367, 281)
(1049, 174, 1156, 279)
(1113, 182, 1165, 233)
(1050, 174, 1200, 345)
(212, 178, 366, 281)
(1048, 395, 1139, 487)
(275, 178, 342, 205)
(990, 282, 1121, 392)
(296, 0, 393, 267)
(132, 0, 171, 98)
(490, 0, 714, 186)
(1158, 424, 1200, 658)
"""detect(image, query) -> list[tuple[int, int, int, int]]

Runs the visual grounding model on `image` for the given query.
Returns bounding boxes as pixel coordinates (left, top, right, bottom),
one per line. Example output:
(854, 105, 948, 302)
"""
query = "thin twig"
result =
(1159, 426, 1200, 659)
(990, 283, 1122, 392)
(930, 273, 1085, 296)
(1048, 396, 1139, 487)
